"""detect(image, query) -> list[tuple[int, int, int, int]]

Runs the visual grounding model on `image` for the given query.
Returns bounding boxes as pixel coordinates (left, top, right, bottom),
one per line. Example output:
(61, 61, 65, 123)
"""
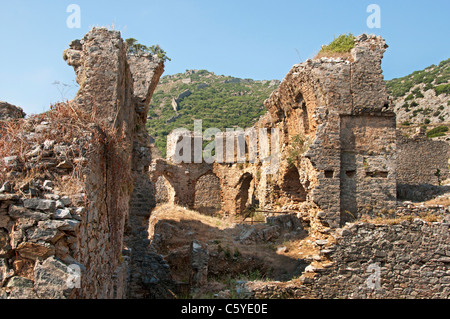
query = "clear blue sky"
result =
(0, 0, 449, 115)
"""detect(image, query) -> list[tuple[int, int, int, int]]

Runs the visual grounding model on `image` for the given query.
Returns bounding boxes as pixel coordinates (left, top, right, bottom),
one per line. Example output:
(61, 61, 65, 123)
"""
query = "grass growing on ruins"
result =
(315, 33, 355, 60)
(0, 101, 132, 202)
(286, 134, 311, 167)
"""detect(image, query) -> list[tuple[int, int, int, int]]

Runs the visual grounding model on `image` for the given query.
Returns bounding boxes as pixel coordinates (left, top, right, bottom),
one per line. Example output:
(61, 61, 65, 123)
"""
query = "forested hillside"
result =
(146, 69, 280, 156)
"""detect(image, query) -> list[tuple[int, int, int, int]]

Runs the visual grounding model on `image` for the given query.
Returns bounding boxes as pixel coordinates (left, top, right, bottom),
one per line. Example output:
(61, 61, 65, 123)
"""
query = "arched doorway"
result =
(235, 173, 255, 214)
(194, 173, 222, 216)
(281, 167, 307, 202)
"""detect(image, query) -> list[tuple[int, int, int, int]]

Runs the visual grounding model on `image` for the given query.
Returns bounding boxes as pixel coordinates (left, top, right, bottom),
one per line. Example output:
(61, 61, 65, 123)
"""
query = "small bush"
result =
(125, 38, 171, 62)
(405, 94, 414, 101)
(434, 84, 450, 96)
(315, 33, 355, 60)
(424, 83, 434, 91)
(427, 125, 449, 138)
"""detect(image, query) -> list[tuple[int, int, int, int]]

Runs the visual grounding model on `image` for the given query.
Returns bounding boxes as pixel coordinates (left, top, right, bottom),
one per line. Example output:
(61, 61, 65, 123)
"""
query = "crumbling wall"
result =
(246, 210, 450, 299)
(396, 130, 450, 201)
(260, 34, 396, 228)
(0, 27, 166, 299)
(0, 102, 26, 121)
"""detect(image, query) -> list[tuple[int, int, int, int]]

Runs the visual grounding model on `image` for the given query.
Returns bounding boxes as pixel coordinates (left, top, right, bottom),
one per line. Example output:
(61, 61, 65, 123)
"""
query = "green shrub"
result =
(125, 38, 171, 62)
(319, 33, 356, 54)
(412, 88, 424, 98)
(424, 83, 434, 91)
(427, 125, 449, 138)
(435, 84, 450, 96)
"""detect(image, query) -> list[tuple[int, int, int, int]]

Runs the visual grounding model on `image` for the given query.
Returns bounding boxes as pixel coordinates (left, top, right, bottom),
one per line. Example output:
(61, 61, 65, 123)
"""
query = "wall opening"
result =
(324, 170, 334, 178)
(281, 167, 307, 202)
(346, 170, 356, 178)
(366, 171, 388, 178)
(235, 173, 255, 214)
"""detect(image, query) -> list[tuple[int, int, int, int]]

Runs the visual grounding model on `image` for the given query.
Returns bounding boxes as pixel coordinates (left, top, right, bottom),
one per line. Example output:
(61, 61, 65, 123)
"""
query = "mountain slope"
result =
(386, 58, 450, 126)
(146, 69, 280, 157)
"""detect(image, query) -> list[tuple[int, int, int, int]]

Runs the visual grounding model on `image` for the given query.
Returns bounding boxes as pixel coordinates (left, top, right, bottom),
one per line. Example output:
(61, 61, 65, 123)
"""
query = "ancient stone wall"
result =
(396, 130, 450, 201)
(246, 211, 450, 299)
(260, 34, 396, 228)
(0, 102, 26, 121)
(152, 34, 397, 228)
(0, 27, 166, 299)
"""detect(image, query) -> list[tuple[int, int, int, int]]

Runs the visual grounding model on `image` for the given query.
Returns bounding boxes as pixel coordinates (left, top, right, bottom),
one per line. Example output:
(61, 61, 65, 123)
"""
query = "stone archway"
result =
(194, 173, 222, 216)
(235, 173, 255, 214)
(281, 167, 307, 202)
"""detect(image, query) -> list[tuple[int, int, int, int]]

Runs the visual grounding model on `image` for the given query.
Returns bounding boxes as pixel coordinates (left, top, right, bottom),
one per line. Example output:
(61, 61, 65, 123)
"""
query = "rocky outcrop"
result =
(0, 102, 26, 121)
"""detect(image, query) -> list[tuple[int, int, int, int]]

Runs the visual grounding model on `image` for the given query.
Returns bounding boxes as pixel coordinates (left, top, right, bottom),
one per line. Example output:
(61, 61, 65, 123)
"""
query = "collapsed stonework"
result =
(152, 34, 397, 230)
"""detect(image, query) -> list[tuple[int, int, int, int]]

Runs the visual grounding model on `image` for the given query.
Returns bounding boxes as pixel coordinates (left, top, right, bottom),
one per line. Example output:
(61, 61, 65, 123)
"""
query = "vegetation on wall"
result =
(125, 38, 171, 62)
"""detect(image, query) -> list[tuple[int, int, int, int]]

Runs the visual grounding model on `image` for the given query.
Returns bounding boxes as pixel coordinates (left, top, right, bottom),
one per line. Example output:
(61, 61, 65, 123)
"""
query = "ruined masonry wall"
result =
(1, 28, 166, 299)
(396, 133, 450, 187)
(247, 213, 450, 299)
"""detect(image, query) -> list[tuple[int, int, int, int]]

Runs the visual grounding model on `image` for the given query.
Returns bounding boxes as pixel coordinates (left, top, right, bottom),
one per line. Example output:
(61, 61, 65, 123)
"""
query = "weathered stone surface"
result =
(27, 227, 64, 244)
(23, 199, 56, 211)
(34, 257, 76, 299)
(8, 205, 49, 221)
(189, 240, 209, 288)
(16, 242, 55, 260)
(0, 101, 26, 120)
(0, 230, 11, 257)
(6, 276, 34, 289)
(54, 208, 72, 219)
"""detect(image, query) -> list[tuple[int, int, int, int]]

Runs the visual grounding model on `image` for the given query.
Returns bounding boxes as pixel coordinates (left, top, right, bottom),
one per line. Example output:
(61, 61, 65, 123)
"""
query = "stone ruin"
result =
(152, 34, 398, 229)
(0, 29, 449, 299)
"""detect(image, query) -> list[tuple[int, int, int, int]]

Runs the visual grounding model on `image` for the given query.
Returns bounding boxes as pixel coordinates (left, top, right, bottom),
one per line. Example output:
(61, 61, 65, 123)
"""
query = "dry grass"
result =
(425, 194, 450, 207)
(359, 212, 441, 225)
(0, 102, 95, 184)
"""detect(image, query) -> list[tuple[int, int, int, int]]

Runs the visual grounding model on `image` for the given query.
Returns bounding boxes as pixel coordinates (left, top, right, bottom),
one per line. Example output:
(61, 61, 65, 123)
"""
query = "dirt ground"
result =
(148, 204, 333, 298)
